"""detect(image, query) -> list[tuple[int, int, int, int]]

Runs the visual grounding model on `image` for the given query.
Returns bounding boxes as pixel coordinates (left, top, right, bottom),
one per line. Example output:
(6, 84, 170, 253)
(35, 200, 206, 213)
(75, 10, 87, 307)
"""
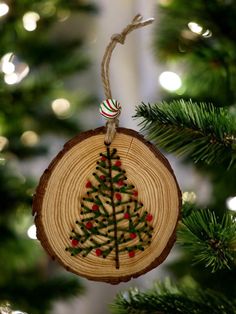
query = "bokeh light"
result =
(0, 2, 9, 17)
(188, 21, 203, 34)
(51, 98, 71, 117)
(226, 196, 236, 211)
(182, 191, 197, 204)
(27, 225, 37, 240)
(159, 71, 182, 91)
(21, 130, 39, 146)
(23, 11, 40, 31)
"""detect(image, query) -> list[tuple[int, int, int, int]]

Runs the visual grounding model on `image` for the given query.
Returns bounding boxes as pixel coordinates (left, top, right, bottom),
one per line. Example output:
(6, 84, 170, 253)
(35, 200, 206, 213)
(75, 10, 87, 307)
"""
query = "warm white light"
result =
(27, 225, 37, 240)
(1, 52, 15, 74)
(226, 196, 236, 211)
(51, 98, 71, 117)
(21, 130, 39, 146)
(159, 71, 182, 91)
(202, 29, 212, 38)
(2, 61, 15, 74)
(182, 191, 197, 204)
(2, 52, 30, 84)
(23, 12, 40, 31)
(4, 73, 18, 85)
(0, 136, 8, 151)
(0, 2, 9, 17)
(3, 64, 29, 85)
(188, 22, 203, 34)
(1, 52, 13, 62)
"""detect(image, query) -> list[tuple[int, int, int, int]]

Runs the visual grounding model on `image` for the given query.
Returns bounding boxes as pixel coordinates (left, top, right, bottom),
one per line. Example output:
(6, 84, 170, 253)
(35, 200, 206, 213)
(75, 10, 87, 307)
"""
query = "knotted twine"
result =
(101, 14, 154, 145)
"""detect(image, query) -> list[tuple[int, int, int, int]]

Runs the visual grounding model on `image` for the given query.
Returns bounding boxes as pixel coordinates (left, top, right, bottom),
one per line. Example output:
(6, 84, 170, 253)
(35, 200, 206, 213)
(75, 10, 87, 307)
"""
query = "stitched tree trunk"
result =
(67, 146, 153, 269)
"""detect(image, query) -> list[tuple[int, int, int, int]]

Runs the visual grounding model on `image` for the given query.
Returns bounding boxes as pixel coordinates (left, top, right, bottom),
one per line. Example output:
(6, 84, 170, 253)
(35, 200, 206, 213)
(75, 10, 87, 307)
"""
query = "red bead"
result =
(146, 213, 153, 222)
(117, 180, 124, 186)
(133, 191, 138, 197)
(100, 175, 106, 181)
(130, 233, 137, 239)
(115, 193, 122, 201)
(95, 248, 102, 256)
(86, 181, 92, 188)
(71, 239, 79, 247)
(124, 213, 130, 219)
(129, 251, 135, 258)
(86, 222, 93, 229)
(92, 204, 99, 211)
(101, 156, 106, 161)
(115, 160, 121, 167)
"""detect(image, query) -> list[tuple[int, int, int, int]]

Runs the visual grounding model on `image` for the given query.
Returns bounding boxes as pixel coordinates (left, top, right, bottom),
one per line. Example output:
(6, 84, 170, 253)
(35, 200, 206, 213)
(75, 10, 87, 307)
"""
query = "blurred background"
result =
(1, 0, 235, 313)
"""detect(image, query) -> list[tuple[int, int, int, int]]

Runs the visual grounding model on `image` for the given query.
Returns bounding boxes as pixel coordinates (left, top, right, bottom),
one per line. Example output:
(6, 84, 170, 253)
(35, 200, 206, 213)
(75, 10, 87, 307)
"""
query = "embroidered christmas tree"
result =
(66, 146, 154, 269)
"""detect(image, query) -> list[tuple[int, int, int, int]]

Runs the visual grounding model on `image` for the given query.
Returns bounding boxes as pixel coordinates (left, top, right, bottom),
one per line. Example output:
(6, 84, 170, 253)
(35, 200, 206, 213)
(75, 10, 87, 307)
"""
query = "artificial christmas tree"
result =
(111, 1, 236, 313)
(0, 0, 96, 313)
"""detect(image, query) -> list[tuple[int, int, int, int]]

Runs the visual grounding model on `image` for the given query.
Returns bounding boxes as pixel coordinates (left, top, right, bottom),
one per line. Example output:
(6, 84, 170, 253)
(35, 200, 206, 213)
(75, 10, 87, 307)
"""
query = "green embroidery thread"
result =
(66, 146, 154, 269)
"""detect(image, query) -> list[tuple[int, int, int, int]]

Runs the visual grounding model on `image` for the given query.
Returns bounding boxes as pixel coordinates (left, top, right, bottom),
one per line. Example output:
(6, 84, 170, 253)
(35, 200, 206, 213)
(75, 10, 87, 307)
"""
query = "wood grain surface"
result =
(33, 127, 181, 284)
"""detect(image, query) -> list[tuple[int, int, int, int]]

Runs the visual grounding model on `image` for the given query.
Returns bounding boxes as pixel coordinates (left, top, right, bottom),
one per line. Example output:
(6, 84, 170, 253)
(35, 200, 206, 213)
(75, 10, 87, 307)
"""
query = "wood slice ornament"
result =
(33, 15, 181, 284)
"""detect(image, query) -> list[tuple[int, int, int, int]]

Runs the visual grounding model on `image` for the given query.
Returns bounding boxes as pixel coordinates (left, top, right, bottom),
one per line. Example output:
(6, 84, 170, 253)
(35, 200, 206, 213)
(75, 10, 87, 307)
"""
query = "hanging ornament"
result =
(33, 14, 181, 284)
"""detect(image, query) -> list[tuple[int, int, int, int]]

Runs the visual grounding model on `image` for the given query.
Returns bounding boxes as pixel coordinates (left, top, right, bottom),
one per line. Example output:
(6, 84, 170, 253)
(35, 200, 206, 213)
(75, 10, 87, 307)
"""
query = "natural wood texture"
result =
(33, 127, 181, 284)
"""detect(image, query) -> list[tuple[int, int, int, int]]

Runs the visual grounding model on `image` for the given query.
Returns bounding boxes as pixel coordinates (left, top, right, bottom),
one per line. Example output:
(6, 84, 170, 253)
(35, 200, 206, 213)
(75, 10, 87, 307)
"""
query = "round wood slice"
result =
(33, 127, 181, 284)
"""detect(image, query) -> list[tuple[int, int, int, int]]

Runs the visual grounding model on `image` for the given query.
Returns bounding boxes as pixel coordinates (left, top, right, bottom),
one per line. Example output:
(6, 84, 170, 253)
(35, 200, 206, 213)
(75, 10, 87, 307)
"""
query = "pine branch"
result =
(0, 1, 96, 311)
(110, 280, 236, 314)
(155, 1, 236, 104)
(181, 201, 198, 219)
(178, 209, 236, 272)
(136, 100, 236, 168)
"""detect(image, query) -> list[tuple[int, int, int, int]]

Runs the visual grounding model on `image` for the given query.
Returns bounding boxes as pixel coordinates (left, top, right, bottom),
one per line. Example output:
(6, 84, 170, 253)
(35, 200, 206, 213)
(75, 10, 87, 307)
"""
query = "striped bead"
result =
(99, 99, 121, 120)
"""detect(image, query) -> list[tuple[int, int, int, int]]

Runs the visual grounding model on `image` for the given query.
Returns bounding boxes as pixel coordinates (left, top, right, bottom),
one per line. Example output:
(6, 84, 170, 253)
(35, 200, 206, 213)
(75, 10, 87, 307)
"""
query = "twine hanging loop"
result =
(100, 14, 154, 145)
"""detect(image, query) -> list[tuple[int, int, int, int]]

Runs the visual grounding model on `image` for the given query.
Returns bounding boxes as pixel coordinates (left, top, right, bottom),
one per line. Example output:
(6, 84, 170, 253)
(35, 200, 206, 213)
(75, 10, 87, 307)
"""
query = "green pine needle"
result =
(178, 209, 236, 272)
(110, 280, 236, 314)
(181, 201, 198, 219)
(136, 100, 236, 167)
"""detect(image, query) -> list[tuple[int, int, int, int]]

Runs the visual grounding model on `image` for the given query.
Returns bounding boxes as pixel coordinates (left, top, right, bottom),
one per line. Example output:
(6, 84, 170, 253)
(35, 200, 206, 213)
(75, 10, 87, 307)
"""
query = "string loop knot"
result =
(101, 14, 154, 145)
(111, 34, 126, 45)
